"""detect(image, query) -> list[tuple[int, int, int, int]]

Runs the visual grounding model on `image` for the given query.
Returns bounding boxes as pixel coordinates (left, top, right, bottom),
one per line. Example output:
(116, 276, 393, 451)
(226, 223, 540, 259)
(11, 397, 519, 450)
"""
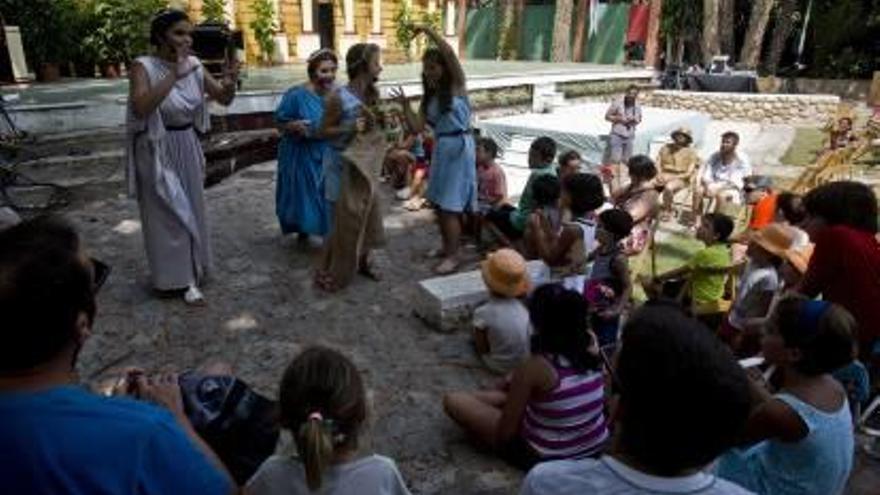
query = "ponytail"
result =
(297, 412, 334, 491)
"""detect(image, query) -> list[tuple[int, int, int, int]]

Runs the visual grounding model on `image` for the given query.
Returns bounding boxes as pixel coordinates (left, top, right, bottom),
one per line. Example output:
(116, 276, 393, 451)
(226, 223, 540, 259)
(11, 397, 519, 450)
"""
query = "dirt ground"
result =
(69, 161, 522, 494)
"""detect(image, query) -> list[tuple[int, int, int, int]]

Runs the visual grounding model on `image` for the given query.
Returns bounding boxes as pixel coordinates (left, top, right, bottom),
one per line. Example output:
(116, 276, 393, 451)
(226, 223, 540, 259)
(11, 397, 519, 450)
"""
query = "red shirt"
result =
(477, 161, 507, 205)
(801, 225, 880, 345)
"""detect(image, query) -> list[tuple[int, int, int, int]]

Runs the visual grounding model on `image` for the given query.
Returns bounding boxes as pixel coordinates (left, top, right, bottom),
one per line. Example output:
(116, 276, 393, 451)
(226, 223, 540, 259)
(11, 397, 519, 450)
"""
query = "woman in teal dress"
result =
(275, 49, 338, 240)
(392, 26, 476, 275)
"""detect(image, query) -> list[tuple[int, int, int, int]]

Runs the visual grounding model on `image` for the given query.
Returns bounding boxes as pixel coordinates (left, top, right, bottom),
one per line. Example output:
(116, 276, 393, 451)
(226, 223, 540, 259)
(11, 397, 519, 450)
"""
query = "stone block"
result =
(413, 260, 551, 333)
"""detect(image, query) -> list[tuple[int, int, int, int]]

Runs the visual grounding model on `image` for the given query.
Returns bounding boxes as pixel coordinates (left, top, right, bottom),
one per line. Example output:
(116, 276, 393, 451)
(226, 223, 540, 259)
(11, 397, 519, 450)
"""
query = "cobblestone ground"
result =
(71, 162, 521, 494)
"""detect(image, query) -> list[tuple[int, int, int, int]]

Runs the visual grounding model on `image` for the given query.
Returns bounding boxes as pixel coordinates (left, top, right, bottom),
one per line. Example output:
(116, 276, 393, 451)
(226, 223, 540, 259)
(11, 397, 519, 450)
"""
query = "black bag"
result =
(178, 373, 280, 485)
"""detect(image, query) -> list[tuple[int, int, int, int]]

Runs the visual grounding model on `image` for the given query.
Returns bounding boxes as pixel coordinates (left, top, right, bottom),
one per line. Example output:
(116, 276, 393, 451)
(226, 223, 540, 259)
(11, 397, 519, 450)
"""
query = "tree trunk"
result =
(739, 0, 776, 69)
(765, 0, 798, 73)
(551, 0, 574, 62)
(572, 0, 590, 62)
(497, 0, 519, 60)
(718, 0, 735, 58)
(702, 0, 720, 65)
(457, 0, 467, 59)
(644, 0, 663, 68)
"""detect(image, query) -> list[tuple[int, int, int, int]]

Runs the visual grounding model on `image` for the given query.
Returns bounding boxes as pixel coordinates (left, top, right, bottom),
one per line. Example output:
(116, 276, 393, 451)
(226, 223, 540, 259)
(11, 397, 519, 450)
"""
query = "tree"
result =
(661, 0, 702, 64)
(739, 0, 776, 68)
(250, 0, 276, 64)
(497, 0, 520, 60)
(551, 0, 574, 62)
(702, 0, 720, 64)
(202, 0, 227, 23)
(572, 0, 590, 62)
(457, 0, 467, 58)
(764, 0, 799, 73)
(718, 0, 735, 57)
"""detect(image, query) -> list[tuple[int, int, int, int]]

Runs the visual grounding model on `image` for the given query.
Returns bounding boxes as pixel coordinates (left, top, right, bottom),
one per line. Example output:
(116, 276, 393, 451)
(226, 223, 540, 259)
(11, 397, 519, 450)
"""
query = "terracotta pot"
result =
(99, 62, 121, 79)
(36, 63, 62, 82)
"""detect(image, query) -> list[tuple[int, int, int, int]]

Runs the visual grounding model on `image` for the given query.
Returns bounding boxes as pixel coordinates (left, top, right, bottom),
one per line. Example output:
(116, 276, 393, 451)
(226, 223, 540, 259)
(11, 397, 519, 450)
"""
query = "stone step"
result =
(413, 260, 551, 333)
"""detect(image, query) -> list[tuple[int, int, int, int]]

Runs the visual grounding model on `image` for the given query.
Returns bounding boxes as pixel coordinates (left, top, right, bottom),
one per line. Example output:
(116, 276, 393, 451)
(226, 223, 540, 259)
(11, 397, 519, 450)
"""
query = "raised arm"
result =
(415, 25, 466, 92)
(204, 60, 239, 106)
(316, 91, 349, 139)
(129, 60, 190, 120)
(389, 86, 426, 133)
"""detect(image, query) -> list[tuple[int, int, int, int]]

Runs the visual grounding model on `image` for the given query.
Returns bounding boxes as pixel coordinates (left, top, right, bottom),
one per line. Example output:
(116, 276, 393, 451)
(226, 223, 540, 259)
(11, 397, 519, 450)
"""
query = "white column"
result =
(302, 0, 313, 32)
(343, 0, 356, 33)
(371, 0, 381, 34)
(225, 0, 236, 28)
(428, 0, 437, 14)
(444, 0, 455, 36)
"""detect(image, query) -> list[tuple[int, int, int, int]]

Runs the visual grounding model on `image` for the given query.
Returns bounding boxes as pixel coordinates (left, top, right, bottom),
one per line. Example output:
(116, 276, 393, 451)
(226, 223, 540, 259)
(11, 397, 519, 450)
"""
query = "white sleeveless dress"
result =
(125, 55, 212, 290)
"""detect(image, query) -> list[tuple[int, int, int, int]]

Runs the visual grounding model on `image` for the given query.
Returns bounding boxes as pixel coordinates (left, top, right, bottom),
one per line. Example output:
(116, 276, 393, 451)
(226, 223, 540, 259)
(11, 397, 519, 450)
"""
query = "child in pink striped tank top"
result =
(443, 284, 609, 468)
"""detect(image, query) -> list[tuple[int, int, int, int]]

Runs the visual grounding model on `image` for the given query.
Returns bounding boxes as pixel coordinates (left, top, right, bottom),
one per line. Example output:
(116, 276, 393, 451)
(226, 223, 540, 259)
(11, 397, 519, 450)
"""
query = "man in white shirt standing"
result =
(699, 131, 752, 214)
(604, 85, 643, 189)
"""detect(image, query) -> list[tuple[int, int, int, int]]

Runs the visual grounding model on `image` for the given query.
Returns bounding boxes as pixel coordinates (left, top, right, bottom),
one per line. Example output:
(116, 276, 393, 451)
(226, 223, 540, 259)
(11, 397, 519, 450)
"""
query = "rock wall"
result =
(644, 90, 840, 125)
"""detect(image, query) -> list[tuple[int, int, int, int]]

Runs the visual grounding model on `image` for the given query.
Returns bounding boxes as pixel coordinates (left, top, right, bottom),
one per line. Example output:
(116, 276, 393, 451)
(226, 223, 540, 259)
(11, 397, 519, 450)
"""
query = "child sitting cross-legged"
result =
(639, 213, 735, 329)
(471, 137, 508, 246)
(716, 296, 856, 495)
(246, 347, 411, 495)
(584, 209, 633, 348)
(473, 249, 532, 374)
(444, 284, 608, 468)
(521, 305, 753, 495)
(529, 173, 606, 291)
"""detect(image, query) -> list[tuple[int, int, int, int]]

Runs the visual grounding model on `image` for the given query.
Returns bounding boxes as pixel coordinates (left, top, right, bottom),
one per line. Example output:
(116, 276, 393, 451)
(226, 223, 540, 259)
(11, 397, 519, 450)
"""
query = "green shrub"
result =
(250, 0, 277, 64)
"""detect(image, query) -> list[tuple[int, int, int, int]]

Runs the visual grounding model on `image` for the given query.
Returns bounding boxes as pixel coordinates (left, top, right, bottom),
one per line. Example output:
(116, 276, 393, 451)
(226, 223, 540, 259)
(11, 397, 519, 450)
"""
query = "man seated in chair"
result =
(655, 127, 700, 221)
(638, 213, 735, 329)
(698, 132, 752, 215)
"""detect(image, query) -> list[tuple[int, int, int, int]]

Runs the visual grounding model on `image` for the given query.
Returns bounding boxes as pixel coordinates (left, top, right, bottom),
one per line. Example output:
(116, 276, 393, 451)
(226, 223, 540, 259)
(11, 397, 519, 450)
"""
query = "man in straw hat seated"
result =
(473, 248, 532, 375)
(655, 127, 701, 220)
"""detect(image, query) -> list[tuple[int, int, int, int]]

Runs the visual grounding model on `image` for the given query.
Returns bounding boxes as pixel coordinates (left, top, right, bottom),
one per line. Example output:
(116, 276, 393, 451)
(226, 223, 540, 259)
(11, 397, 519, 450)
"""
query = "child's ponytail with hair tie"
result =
(298, 410, 334, 491)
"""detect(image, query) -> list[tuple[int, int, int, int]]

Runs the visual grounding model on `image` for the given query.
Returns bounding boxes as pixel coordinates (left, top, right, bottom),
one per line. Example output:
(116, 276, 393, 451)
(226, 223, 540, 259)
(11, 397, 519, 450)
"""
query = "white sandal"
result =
(183, 285, 206, 306)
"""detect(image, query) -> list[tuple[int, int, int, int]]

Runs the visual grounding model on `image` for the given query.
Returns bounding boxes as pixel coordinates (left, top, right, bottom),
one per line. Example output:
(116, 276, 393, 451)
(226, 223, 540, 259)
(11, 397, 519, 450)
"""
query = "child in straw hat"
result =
(473, 249, 532, 374)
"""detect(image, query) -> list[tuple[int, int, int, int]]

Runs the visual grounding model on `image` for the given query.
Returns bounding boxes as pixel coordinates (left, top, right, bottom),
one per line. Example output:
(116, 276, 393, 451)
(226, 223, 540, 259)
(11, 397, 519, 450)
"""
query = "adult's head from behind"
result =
(613, 306, 751, 476)
(306, 49, 338, 92)
(598, 208, 634, 245)
(0, 217, 95, 375)
(719, 131, 740, 156)
(280, 346, 367, 491)
(763, 295, 855, 375)
(528, 136, 557, 168)
(743, 175, 773, 205)
(562, 173, 605, 217)
(476, 137, 499, 165)
(626, 155, 657, 184)
(624, 84, 639, 106)
(528, 284, 600, 373)
(775, 192, 806, 226)
(150, 9, 192, 57)
(345, 43, 382, 104)
(697, 213, 734, 244)
(531, 174, 561, 209)
(558, 150, 582, 179)
(802, 180, 878, 238)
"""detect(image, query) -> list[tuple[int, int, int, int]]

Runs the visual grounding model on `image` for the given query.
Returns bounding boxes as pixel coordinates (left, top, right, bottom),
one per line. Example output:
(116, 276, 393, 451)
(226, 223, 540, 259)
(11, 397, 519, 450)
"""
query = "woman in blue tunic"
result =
(391, 26, 476, 275)
(275, 49, 338, 241)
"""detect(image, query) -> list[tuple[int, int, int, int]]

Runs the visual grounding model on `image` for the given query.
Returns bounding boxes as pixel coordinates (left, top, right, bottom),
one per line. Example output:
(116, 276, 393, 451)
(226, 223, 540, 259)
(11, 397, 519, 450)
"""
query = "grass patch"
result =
(630, 227, 705, 302)
(780, 127, 825, 167)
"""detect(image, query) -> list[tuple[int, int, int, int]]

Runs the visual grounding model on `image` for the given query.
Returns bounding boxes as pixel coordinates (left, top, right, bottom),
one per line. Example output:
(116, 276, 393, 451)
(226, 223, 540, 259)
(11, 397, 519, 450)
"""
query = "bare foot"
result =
(433, 257, 460, 276)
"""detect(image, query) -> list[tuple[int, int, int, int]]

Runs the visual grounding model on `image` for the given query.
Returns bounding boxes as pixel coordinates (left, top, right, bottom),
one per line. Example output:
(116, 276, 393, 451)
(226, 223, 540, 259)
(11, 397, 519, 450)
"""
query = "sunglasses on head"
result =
(90, 258, 111, 293)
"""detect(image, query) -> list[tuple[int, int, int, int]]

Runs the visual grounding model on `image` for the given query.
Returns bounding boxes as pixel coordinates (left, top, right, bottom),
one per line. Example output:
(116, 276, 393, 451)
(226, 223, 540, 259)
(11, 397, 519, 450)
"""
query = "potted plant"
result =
(201, 0, 229, 25)
(83, 0, 165, 78)
(250, 0, 277, 65)
(0, 0, 78, 81)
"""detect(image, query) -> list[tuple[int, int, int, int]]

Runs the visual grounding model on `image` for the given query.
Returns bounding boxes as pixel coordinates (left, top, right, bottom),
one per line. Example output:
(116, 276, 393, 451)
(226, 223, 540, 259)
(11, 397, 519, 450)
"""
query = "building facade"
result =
(178, 0, 461, 64)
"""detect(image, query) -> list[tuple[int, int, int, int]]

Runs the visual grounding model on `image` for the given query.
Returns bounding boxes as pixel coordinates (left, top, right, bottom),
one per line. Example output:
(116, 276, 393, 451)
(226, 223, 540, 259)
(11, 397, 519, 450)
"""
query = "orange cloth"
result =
(749, 192, 778, 230)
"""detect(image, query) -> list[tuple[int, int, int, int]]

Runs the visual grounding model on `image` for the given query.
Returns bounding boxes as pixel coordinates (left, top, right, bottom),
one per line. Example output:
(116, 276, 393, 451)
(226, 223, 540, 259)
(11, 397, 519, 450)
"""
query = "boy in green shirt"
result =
(639, 213, 734, 314)
(485, 136, 558, 244)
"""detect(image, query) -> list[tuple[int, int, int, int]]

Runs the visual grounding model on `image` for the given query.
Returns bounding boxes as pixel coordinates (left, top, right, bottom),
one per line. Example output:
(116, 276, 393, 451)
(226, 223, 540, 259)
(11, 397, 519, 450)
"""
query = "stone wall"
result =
(644, 90, 840, 125)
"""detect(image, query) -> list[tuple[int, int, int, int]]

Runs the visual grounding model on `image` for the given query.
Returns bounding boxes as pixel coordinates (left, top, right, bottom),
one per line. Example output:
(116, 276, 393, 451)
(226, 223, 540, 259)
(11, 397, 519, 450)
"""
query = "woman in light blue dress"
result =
(391, 26, 476, 275)
(275, 49, 337, 240)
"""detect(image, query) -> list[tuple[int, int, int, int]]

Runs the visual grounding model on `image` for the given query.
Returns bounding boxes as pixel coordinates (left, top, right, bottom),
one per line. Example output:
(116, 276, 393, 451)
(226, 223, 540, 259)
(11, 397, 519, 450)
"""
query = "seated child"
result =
(523, 175, 562, 257)
(639, 213, 734, 328)
(774, 192, 810, 249)
(584, 209, 633, 348)
(521, 305, 753, 495)
(384, 121, 418, 192)
(529, 173, 606, 290)
(557, 150, 582, 181)
(444, 284, 608, 468)
(719, 223, 793, 357)
(473, 249, 532, 374)
(716, 296, 856, 495)
(402, 133, 433, 211)
(472, 137, 508, 246)
(246, 347, 411, 495)
(485, 136, 557, 244)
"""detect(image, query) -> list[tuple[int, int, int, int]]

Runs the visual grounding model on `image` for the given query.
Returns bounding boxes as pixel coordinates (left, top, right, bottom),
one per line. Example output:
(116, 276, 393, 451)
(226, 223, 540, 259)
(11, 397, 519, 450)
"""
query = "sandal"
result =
(426, 248, 446, 259)
(183, 285, 206, 306)
(404, 197, 426, 211)
(433, 257, 460, 276)
(313, 271, 341, 293)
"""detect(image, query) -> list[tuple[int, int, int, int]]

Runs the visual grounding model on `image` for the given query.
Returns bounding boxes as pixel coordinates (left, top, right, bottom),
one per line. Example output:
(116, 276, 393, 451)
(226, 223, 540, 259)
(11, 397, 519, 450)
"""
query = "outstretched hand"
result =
(388, 86, 408, 106)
